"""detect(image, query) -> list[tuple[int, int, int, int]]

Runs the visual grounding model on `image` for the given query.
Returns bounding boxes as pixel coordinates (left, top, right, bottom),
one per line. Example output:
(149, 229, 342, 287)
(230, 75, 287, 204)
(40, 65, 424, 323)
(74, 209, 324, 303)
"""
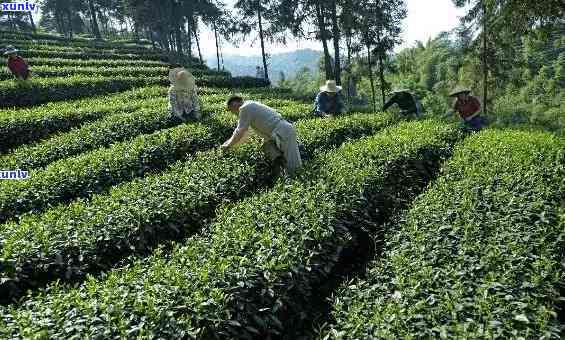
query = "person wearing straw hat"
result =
(383, 89, 423, 116)
(313, 80, 346, 117)
(222, 95, 303, 177)
(168, 67, 202, 122)
(3, 45, 30, 81)
(447, 87, 486, 131)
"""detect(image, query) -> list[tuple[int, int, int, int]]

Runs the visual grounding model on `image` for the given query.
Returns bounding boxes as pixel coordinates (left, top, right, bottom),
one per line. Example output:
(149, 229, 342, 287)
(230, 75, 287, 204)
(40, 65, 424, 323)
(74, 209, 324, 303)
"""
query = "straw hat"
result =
(169, 67, 195, 91)
(320, 80, 342, 93)
(3, 45, 18, 56)
(449, 87, 471, 97)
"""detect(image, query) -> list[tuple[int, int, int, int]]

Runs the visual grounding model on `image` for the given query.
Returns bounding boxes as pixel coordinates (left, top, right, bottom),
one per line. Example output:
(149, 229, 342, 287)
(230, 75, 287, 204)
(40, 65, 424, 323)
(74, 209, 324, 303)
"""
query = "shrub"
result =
(324, 129, 564, 339)
(19, 49, 168, 62)
(0, 112, 396, 303)
(0, 86, 165, 152)
(0, 120, 457, 338)
(0, 76, 167, 108)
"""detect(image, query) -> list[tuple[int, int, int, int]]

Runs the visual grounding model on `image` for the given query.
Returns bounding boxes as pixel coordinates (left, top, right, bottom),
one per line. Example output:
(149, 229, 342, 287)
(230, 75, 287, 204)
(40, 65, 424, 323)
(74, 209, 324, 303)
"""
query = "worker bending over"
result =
(222, 96, 303, 177)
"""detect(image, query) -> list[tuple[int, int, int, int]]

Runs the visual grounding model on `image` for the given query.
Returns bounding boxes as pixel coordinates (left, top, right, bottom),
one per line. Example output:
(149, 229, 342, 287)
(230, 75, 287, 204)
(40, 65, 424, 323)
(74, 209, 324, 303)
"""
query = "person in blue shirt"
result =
(313, 80, 346, 117)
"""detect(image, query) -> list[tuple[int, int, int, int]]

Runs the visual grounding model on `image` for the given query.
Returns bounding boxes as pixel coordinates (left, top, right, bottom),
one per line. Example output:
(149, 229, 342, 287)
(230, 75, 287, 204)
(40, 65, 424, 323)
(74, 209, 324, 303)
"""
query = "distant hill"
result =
(205, 49, 322, 84)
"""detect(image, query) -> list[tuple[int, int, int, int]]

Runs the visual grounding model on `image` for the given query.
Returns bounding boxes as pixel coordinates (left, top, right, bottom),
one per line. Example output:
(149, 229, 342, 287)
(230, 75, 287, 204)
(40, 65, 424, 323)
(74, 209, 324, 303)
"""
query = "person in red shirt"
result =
(4, 46, 31, 81)
(448, 87, 487, 131)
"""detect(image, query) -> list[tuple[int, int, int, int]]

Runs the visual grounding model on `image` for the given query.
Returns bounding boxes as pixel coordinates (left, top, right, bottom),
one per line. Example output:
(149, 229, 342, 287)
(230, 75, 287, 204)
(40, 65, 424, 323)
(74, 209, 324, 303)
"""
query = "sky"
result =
(201, 0, 469, 57)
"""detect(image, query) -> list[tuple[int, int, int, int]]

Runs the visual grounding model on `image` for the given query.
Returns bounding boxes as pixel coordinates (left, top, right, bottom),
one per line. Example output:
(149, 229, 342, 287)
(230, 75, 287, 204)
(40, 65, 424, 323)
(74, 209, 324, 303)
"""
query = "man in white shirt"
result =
(221, 96, 303, 177)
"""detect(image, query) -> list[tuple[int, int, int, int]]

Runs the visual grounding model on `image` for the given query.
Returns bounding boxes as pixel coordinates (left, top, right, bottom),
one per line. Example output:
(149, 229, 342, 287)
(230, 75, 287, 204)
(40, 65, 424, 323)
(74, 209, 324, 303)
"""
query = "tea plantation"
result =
(0, 31, 562, 339)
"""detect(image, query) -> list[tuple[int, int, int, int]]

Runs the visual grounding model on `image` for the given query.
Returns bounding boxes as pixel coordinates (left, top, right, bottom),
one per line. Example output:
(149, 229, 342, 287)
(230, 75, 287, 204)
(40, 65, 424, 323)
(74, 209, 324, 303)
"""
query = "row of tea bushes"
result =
(0, 120, 457, 338)
(0, 86, 165, 152)
(0, 75, 269, 108)
(0, 97, 318, 223)
(0, 112, 397, 303)
(323, 129, 564, 339)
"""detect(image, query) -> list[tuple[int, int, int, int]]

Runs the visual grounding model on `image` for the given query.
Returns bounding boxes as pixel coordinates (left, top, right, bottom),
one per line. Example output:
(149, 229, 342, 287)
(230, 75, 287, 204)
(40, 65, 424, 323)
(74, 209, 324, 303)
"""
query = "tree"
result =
(275, 0, 334, 80)
(355, 0, 406, 109)
(87, 0, 102, 39)
(0, 0, 35, 32)
(233, 0, 286, 82)
(313, 0, 334, 80)
(192, 17, 204, 64)
(197, 0, 232, 71)
(329, 0, 342, 85)
(452, 0, 564, 116)
(28, 12, 37, 33)
(39, 0, 87, 38)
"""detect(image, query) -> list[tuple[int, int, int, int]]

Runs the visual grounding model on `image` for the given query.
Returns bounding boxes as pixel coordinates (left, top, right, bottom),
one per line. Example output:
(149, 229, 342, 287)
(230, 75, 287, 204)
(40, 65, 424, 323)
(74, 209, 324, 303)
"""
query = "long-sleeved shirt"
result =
(7, 56, 29, 79)
(168, 86, 201, 119)
(224, 101, 284, 147)
(383, 91, 422, 115)
(453, 95, 481, 121)
(314, 91, 345, 115)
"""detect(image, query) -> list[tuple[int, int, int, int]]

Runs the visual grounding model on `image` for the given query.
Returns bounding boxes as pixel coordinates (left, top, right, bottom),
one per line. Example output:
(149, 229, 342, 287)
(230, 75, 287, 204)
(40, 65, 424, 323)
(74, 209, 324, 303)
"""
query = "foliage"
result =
(0, 110, 397, 303)
(324, 129, 564, 338)
(0, 119, 459, 338)
(0, 86, 164, 152)
(0, 93, 315, 224)
(0, 76, 167, 108)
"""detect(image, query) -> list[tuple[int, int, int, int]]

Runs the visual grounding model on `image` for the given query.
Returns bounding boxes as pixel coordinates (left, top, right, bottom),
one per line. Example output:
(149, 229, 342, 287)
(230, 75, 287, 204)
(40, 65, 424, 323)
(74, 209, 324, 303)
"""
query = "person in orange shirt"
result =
(447, 87, 487, 131)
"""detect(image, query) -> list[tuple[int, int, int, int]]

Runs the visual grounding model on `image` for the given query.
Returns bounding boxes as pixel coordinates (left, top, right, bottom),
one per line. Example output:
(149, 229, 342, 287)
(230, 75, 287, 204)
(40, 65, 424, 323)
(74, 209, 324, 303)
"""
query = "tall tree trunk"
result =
(482, 0, 488, 116)
(220, 39, 225, 70)
(316, 2, 333, 80)
(98, 9, 108, 36)
(330, 0, 341, 85)
(88, 0, 102, 39)
(66, 8, 73, 39)
(366, 42, 376, 113)
(377, 53, 386, 106)
(28, 12, 36, 33)
(9, 13, 16, 31)
(346, 32, 352, 67)
(162, 33, 170, 52)
(55, 9, 64, 35)
(193, 18, 204, 65)
(345, 31, 356, 102)
(133, 21, 140, 41)
(213, 21, 221, 71)
(148, 31, 156, 48)
(376, 33, 386, 106)
(171, 31, 178, 52)
(174, 17, 183, 56)
(186, 20, 193, 61)
(257, 4, 270, 81)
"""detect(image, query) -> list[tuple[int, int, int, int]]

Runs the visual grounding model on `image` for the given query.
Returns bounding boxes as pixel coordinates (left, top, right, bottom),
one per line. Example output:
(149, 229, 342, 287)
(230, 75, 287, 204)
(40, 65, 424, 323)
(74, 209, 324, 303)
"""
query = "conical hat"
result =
(169, 67, 195, 91)
(449, 87, 471, 97)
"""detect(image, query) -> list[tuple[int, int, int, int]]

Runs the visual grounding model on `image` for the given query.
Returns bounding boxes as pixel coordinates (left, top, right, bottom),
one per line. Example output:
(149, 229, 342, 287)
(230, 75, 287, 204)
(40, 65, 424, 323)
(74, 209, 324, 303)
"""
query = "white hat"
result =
(3, 45, 18, 56)
(320, 80, 342, 93)
(169, 67, 195, 91)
